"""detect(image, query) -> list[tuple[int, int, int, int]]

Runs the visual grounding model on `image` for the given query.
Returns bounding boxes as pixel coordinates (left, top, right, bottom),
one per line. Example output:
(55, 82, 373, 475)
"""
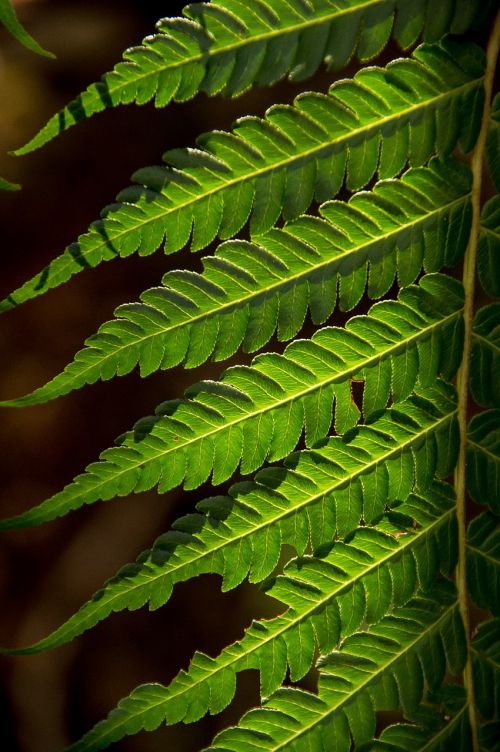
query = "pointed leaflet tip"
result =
(0, 175, 20, 191)
(0, 0, 55, 58)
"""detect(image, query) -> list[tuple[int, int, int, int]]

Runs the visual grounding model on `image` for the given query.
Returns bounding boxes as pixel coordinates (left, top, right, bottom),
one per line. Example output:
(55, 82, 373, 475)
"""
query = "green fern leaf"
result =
(0, 310, 461, 529)
(2, 4, 499, 749)
(470, 304, 500, 407)
(1, 480, 456, 655)
(65, 582, 464, 752)
(14, 0, 486, 156)
(0, 0, 54, 58)
(471, 618, 500, 721)
(0, 40, 483, 314)
(206, 589, 465, 752)
(467, 410, 500, 514)
(0, 163, 472, 407)
(477, 195, 500, 298)
(467, 511, 499, 615)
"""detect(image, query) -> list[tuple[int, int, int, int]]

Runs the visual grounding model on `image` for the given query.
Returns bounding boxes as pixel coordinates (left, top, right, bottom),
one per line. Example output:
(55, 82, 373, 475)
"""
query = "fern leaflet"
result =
(470, 304, 500, 408)
(0, 0, 54, 57)
(362, 688, 471, 751)
(0, 477, 456, 655)
(471, 618, 500, 721)
(0, 40, 483, 313)
(487, 93, 500, 190)
(0, 162, 471, 407)
(70, 582, 464, 752)
(0, 175, 20, 191)
(14, 0, 487, 155)
(0, 291, 462, 529)
(477, 195, 500, 298)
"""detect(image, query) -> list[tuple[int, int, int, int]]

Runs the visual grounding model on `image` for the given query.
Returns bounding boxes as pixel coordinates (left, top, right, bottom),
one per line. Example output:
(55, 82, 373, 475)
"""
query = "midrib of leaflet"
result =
(54, 0, 384, 103)
(269, 601, 459, 752)
(466, 439, 498, 463)
(472, 332, 500, 354)
(14, 314, 460, 522)
(86, 593, 459, 749)
(22, 196, 469, 404)
(14, 78, 481, 292)
(48, 495, 455, 652)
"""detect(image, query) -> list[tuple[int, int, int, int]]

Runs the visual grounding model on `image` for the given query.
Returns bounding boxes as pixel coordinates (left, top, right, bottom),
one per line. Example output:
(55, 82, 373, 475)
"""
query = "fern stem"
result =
(454, 11, 500, 751)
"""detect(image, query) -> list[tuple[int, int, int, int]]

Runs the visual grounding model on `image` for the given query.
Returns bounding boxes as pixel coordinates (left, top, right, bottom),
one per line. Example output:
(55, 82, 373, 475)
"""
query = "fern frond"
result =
(1, 3, 499, 751)
(0, 163, 472, 406)
(0, 311, 460, 529)
(72, 584, 464, 752)
(471, 618, 500, 721)
(467, 511, 499, 616)
(467, 410, 500, 515)
(0, 40, 483, 314)
(2, 480, 457, 655)
(470, 304, 500, 408)
(477, 195, 500, 298)
(14, 0, 487, 156)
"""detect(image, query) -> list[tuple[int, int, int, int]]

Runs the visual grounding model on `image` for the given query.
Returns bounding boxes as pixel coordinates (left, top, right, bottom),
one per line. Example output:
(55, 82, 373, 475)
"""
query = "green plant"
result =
(1, 1, 499, 750)
(0, 0, 53, 59)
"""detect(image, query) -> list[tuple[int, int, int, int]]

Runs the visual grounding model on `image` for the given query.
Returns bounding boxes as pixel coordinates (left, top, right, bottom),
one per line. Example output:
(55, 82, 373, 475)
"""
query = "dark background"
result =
(0, 3, 494, 752)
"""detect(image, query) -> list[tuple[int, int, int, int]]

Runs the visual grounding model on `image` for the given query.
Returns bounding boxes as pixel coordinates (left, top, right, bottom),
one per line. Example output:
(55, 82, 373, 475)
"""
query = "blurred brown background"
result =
(0, 2, 339, 750)
(0, 2, 494, 752)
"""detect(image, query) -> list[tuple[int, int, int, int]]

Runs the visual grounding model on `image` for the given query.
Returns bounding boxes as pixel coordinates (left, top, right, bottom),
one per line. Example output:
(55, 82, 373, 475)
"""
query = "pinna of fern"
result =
(0, 159, 471, 407)
(0, 409, 459, 655)
(0, 275, 464, 530)
(0, 38, 484, 313)
(11, 0, 494, 156)
(1, 1, 500, 752)
(67, 580, 467, 752)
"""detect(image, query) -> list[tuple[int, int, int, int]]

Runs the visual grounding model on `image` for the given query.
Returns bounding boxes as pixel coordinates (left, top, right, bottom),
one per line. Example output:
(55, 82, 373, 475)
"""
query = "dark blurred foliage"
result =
(0, 3, 495, 751)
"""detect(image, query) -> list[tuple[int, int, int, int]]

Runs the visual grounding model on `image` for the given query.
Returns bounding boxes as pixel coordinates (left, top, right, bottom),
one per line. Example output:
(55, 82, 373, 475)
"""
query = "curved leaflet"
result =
(14, 0, 485, 155)
(0, 160, 471, 407)
(0, 40, 483, 313)
(0, 282, 463, 530)
(0, 0, 54, 57)
(0, 472, 457, 655)
(69, 582, 465, 752)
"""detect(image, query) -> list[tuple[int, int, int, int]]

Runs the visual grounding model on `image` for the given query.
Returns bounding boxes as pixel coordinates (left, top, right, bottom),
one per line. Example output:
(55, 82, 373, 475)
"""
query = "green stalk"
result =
(454, 11, 500, 751)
